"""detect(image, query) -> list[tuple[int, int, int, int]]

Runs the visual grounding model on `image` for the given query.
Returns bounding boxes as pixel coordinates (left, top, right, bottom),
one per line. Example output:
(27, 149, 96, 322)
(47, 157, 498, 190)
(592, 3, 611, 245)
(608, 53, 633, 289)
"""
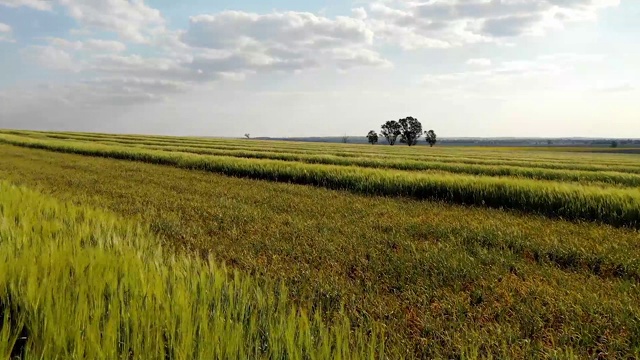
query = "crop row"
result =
(2, 134, 640, 228)
(26, 131, 640, 174)
(5, 142, 640, 283)
(114, 142, 640, 187)
(18, 130, 640, 166)
(0, 181, 383, 359)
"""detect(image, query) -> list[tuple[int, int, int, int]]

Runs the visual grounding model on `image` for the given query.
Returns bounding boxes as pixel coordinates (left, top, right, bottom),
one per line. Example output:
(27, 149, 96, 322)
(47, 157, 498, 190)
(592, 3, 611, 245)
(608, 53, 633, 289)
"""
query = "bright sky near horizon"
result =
(0, 0, 638, 138)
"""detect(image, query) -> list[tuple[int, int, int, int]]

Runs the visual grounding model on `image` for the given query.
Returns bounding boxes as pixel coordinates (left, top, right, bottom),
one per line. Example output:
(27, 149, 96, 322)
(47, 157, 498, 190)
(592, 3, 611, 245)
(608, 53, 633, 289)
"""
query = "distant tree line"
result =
(366, 117, 437, 147)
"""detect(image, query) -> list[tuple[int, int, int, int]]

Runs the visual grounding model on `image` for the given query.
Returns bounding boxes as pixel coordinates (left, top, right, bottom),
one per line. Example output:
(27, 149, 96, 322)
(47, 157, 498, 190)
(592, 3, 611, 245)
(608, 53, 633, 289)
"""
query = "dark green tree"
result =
(398, 117, 423, 146)
(366, 130, 379, 145)
(425, 130, 437, 147)
(380, 120, 402, 146)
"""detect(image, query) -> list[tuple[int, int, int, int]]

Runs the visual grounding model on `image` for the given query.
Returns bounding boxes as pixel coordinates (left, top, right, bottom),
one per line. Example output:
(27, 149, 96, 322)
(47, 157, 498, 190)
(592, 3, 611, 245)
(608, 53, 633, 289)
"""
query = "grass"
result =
(1, 133, 640, 229)
(0, 180, 384, 359)
(1, 144, 640, 359)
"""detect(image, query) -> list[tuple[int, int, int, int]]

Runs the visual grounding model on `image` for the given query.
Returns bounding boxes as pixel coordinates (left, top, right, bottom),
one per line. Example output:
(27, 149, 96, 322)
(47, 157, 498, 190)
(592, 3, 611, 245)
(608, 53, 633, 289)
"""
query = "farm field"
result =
(1, 130, 640, 359)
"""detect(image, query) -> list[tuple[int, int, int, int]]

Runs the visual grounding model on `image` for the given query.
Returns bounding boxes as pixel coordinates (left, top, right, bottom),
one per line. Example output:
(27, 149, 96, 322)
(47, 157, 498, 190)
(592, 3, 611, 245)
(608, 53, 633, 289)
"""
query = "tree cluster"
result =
(367, 117, 437, 147)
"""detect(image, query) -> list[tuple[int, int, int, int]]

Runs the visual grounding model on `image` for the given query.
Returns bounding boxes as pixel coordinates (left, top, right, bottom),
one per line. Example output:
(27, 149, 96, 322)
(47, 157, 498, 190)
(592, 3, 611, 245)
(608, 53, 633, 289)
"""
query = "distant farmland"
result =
(1, 130, 639, 359)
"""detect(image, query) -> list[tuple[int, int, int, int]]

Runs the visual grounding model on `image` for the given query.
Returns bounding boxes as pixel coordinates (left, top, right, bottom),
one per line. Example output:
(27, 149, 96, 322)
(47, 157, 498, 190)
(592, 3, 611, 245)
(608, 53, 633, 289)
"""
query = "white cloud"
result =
(89, 54, 202, 82)
(77, 77, 189, 104)
(423, 53, 605, 93)
(13, 8, 391, 108)
(0, 76, 189, 118)
(184, 11, 374, 49)
(0, 22, 13, 42)
(352, 7, 368, 20)
(466, 58, 492, 67)
(6, 8, 393, 112)
(84, 39, 127, 52)
(0, 0, 637, 138)
(181, 11, 389, 72)
(58, 0, 165, 43)
(537, 53, 605, 63)
(21, 45, 80, 71)
(363, 0, 621, 49)
(1, 0, 165, 43)
(595, 83, 635, 93)
(42, 37, 126, 52)
(0, 0, 52, 11)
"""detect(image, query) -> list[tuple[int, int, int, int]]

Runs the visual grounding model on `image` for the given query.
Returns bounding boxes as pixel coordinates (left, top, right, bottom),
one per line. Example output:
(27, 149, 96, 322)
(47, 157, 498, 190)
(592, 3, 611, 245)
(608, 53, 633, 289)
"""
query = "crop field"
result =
(1, 129, 640, 359)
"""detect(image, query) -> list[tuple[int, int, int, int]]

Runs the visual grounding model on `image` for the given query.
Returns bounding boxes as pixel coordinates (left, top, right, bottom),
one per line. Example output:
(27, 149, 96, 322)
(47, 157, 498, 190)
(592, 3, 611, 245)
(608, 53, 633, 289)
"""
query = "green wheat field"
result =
(1, 129, 639, 359)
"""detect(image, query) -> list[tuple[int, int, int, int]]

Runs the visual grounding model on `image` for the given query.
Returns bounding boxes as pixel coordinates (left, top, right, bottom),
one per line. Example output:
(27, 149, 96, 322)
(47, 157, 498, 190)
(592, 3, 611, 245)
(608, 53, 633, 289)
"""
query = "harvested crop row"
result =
(2, 134, 640, 228)
(0, 181, 383, 359)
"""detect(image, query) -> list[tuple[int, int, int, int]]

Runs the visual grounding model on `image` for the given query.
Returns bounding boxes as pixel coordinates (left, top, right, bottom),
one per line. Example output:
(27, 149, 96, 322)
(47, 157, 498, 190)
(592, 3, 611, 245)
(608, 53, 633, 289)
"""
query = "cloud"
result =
(77, 77, 189, 105)
(21, 45, 79, 71)
(466, 58, 492, 67)
(3, 0, 165, 43)
(12, 7, 391, 109)
(352, 7, 367, 20)
(0, 0, 52, 11)
(6, 8, 390, 117)
(183, 11, 374, 49)
(0, 22, 13, 42)
(84, 39, 127, 52)
(42, 37, 126, 52)
(19, 37, 127, 72)
(181, 11, 389, 72)
(89, 54, 203, 82)
(481, 14, 544, 37)
(595, 83, 635, 93)
(56, 0, 165, 43)
(0, 77, 188, 117)
(423, 53, 605, 93)
(363, 0, 620, 49)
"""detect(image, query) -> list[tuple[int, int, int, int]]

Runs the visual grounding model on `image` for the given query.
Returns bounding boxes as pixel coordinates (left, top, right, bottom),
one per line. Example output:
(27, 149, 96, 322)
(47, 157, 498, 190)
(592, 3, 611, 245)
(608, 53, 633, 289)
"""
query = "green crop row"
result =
(16, 129, 640, 167)
(0, 181, 383, 359)
(26, 131, 640, 173)
(120, 142, 640, 187)
(2, 134, 640, 228)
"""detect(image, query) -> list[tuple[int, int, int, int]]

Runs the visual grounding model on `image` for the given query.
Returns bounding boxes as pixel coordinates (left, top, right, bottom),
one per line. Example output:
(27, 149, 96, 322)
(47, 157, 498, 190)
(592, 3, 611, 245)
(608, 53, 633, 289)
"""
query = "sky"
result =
(0, 0, 638, 138)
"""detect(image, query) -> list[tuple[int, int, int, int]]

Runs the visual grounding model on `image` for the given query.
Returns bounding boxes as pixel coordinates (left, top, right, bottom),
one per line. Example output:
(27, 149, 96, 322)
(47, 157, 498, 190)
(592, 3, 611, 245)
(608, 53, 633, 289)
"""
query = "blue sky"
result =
(0, 0, 638, 137)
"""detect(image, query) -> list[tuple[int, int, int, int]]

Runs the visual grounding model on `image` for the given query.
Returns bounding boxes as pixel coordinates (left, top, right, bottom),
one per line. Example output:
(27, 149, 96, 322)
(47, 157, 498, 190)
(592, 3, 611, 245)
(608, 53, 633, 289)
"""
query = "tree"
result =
(425, 130, 437, 147)
(342, 134, 349, 143)
(611, 140, 619, 148)
(244, 133, 251, 139)
(398, 117, 423, 146)
(380, 120, 402, 146)
(366, 130, 379, 145)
